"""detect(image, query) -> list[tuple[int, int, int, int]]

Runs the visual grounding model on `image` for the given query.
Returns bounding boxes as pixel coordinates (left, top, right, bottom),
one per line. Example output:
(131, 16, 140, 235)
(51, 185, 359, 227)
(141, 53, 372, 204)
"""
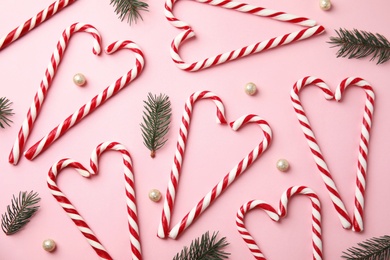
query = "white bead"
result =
(73, 73, 86, 86)
(319, 0, 331, 10)
(244, 82, 257, 96)
(42, 239, 56, 252)
(149, 189, 162, 202)
(276, 159, 289, 172)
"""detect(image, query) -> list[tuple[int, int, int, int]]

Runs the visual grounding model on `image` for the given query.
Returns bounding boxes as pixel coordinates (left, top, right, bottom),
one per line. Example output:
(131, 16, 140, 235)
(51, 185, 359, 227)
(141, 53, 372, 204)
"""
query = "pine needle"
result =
(342, 235, 390, 260)
(110, 0, 149, 25)
(328, 28, 390, 64)
(1, 191, 41, 235)
(173, 231, 230, 260)
(0, 97, 14, 128)
(140, 93, 171, 158)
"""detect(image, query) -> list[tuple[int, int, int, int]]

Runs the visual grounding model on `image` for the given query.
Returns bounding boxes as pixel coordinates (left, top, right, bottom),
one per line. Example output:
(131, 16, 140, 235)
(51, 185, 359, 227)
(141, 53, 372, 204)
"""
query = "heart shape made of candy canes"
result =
(165, 0, 325, 71)
(47, 141, 141, 260)
(290, 76, 375, 232)
(158, 90, 272, 239)
(236, 186, 322, 260)
(9, 22, 145, 164)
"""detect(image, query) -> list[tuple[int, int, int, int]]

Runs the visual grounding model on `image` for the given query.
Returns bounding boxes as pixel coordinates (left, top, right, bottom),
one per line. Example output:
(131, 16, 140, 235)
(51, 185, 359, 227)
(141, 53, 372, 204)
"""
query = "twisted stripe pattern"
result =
(291, 76, 375, 232)
(9, 23, 102, 165)
(47, 141, 141, 260)
(158, 91, 227, 239)
(335, 77, 375, 232)
(0, 0, 77, 50)
(165, 0, 325, 71)
(24, 40, 145, 160)
(158, 91, 272, 239)
(236, 186, 322, 260)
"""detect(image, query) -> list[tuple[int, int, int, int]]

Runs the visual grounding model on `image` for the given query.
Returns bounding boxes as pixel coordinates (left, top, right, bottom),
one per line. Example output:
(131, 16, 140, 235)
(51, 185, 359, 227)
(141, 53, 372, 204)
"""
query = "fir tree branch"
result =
(1, 191, 41, 235)
(173, 231, 230, 260)
(0, 97, 14, 128)
(328, 28, 390, 64)
(110, 0, 149, 25)
(140, 93, 171, 158)
(342, 235, 390, 260)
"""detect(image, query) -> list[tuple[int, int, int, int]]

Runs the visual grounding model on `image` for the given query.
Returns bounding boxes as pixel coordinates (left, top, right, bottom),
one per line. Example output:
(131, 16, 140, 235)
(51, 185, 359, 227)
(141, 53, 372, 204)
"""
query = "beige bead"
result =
(276, 159, 290, 172)
(244, 82, 257, 96)
(149, 189, 162, 202)
(73, 73, 86, 86)
(319, 0, 331, 10)
(42, 239, 56, 252)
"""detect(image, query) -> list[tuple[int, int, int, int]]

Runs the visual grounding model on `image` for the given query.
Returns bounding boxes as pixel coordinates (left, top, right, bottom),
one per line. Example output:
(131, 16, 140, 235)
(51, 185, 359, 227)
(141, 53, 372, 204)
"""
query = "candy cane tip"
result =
(23, 149, 35, 161)
(8, 154, 17, 165)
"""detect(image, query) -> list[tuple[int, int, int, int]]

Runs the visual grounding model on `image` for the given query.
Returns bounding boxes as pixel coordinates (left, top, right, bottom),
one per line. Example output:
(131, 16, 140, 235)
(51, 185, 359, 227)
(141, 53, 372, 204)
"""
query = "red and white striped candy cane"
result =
(24, 40, 145, 160)
(335, 77, 375, 232)
(236, 200, 279, 259)
(158, 90, 227, 239)
(8, 22, 101, 165)
(165, 0, 325, 71)
(290, 76, 352, 229)
(278, 186, 322, 260)
(236, 186, 322, 260)
(47, 141, 142, 260)
(0, 0, 77, 51)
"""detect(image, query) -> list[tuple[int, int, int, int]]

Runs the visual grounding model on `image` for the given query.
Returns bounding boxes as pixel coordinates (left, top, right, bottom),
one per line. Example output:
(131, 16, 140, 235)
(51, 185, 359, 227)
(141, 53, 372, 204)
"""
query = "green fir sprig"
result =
(0, 97, 14, 128)
(173, 231, 230, 260)
(140, 93, 171, 158)
(342, 235, 390, 260)
(328, 28, 390, 64)
(1, 191, 41, 235)
(110, 0, 149, 25)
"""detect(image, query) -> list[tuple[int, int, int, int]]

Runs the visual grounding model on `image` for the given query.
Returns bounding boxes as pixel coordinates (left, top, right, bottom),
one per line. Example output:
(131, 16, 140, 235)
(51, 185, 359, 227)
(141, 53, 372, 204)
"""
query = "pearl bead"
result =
(42, 239, 56, 252)
(148, 189, 162, 202)
(276, 159, 289, 172)
(319, 0, 331, 10)
(244, 82, 257, 96)
(73, 73, 86, 86)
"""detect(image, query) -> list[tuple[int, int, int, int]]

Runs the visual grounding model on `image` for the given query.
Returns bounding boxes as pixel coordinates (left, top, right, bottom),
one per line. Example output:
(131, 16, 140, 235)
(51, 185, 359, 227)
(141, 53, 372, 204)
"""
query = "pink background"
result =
(0, 0, 389, 259)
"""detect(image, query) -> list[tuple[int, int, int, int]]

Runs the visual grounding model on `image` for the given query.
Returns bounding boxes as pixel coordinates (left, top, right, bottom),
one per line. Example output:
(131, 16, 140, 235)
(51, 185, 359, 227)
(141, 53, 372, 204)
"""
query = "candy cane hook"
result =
(8, 22, 102, 165)
(47, 141, 142, 260)
(165, 0, 325, 71)
(24, 40, 145, 160)
(335, 77, 375, 232)
(158, 90, 227, 238)
(0, 0, 77, 51)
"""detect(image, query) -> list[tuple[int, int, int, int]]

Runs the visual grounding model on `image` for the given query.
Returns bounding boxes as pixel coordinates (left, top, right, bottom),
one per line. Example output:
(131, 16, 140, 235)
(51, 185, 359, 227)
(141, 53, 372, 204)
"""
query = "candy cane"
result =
(24, 40, 145, 160)
(158, 90, 227, 239)
(236, 186, 322, 260)
(236, 200, 279, 259)
(279, 186, 322, 260)
(0, 0, 77, 51)
(290, 76, 352, 229)
(335, 77, 375, 232)
(8, 22, 102, 165)
(165, 0, 325, 71)
(47, 141, 141, 260)
(291, 76, 375, 232)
